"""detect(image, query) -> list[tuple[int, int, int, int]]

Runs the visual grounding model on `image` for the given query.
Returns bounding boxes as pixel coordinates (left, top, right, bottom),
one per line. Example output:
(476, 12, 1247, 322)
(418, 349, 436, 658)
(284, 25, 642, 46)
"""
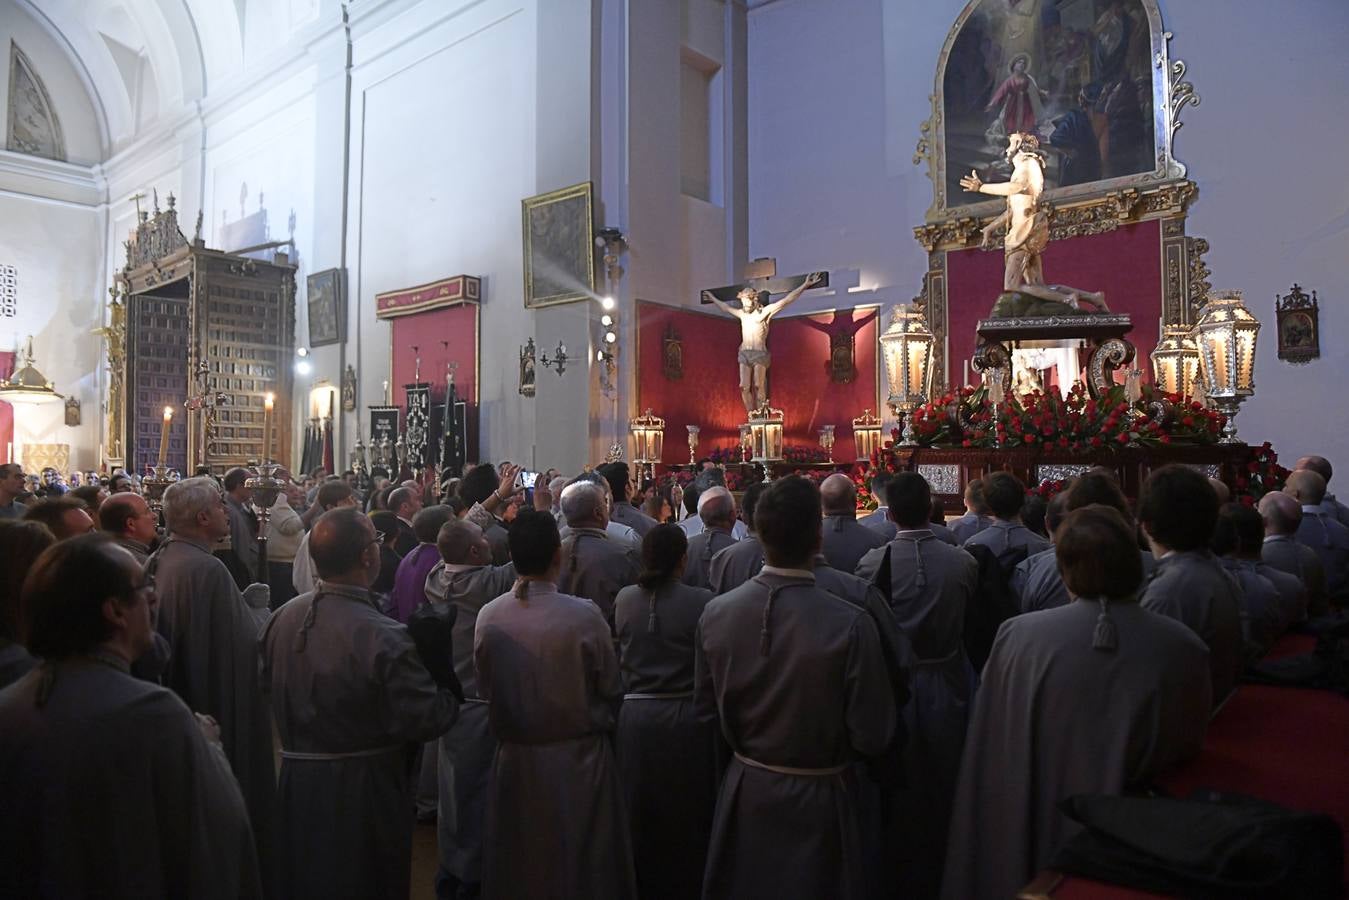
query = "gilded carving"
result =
(1186, 237, 1211, 315)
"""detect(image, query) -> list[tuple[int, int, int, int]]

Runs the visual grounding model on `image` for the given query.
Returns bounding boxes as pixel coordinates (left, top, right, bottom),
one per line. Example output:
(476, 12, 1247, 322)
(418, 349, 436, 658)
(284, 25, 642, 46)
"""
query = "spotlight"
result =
(295, 359, 313, 375)
(604, 331, 617, 344)
(601, 314, 614, 327)
(297, 347, 310, 357)
(596, 350, 605, 361)
(601, 296, 616, 311)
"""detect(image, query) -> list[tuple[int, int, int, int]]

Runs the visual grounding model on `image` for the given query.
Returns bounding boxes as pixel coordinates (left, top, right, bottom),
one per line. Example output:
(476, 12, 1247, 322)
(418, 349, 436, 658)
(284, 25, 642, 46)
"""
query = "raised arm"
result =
(959, 169, 1030, 198)
(702, 290, 739, 317)
(763, 271, 823, 317)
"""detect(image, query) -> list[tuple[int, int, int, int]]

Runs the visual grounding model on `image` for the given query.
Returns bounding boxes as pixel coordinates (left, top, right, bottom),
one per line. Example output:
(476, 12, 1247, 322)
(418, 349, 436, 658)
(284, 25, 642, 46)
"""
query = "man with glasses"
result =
(0, 463, 28, 519)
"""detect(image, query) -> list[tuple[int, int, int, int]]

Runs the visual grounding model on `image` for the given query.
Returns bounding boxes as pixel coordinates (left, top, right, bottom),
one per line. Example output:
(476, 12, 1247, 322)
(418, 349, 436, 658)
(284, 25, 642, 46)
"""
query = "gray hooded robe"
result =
(558, 527, 641, 627)
(709, 535, 763, 595)
(683, 526, 737, 590)
(1139, 550, 1244, 705)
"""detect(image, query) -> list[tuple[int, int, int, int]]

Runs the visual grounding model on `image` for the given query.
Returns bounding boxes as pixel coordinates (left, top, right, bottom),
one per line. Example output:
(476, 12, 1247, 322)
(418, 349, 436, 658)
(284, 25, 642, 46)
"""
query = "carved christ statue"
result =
(959, 132, 1109, 313)
(703, 272, 823, 413)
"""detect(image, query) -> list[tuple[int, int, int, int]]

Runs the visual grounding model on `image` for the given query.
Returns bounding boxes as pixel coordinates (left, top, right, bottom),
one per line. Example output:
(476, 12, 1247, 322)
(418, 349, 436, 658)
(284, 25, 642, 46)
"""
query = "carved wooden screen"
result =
(195, 256, 295, 470)
(125, 287, 190, 474)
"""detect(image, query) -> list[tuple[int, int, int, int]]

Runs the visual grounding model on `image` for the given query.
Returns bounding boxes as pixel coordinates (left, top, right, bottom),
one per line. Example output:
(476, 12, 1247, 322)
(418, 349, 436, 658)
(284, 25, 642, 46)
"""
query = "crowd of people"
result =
(0, 450, 1344, 899)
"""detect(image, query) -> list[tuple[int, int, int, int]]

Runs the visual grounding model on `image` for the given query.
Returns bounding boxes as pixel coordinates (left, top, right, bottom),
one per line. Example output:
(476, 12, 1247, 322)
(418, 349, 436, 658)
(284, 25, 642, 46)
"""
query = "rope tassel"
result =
(1092, 597, 1118, 652)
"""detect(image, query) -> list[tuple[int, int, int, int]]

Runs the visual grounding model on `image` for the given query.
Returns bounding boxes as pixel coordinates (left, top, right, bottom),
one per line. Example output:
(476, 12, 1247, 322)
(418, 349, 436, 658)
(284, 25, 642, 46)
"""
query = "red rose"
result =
(1160, 435, 1172, 444)
(962, 439, 972, 448)
(1090, 436, 1103, 448)
(1024, 434, 1037, 443)
(1058, 436, 1070, 448)
(1116, 433, 1129, 444)
(1181, 416, 1194, 427)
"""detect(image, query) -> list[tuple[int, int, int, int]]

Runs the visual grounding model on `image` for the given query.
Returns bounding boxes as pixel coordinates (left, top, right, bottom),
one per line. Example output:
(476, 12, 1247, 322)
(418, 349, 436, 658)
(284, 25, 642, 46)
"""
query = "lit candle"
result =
(264, 393, 275, 462)
(383, 380, 390, 405)
(158, 406, 172, 468)
(962, 359, 969, 387)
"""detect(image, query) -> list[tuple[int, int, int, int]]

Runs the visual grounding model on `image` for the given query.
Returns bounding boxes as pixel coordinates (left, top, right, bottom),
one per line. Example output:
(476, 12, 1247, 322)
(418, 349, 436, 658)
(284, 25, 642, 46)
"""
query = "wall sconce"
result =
(749, 405, 784, 463)
(1151, 325, 1201, 399)
(853, 408, 882, 462)
(630, 408, 665, 480)
(879, 303, 934, 445)
(541, 341, 569, 376)
(1194, 289, 1260, 443)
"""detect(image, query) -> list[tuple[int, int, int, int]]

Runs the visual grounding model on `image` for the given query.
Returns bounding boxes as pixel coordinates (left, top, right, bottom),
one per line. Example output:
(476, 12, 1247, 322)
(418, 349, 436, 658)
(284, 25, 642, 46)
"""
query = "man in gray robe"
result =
(475, 509, 636, 899)
(683, 486, 739, 590)
(558, 481, 640, 626)
(696, 476, 895, 900)
(709, 482, 768, 595)
(1284, 469, 1349, 603)
(820, 473, 887, 574)
(858, 472, 895, 538)
(927, 499, 959, 545)
(948, 478, 993, 543)
(1213, 503, 1288, 652)
(1259, 491, 1326, 617)
(943, 505, 1211, 900)
(460, 464, 512, 564)
(600, 461, 658, 537)
(855, 472, 978, 900)
(425, 519, 517, 898)
(1137, 465, 1244, 706)
(98, 491, 158, 564)
(962, 471, 1051, 573)
(217, 466, 259, 588)
(1296, 454, 1349, 527)
(261, 508, 459, 899)
(0, 535, 261, 899)
(148, 476, 274, 864)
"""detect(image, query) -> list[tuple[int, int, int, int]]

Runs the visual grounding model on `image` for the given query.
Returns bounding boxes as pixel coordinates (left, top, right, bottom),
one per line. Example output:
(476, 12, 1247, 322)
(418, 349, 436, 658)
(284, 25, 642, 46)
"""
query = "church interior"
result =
(1, 0, 1347, 898)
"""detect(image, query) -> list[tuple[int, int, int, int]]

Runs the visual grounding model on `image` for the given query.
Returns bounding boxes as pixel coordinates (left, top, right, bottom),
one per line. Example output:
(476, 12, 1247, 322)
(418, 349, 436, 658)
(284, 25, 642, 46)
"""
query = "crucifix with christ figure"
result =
(701, 258, 829, 413)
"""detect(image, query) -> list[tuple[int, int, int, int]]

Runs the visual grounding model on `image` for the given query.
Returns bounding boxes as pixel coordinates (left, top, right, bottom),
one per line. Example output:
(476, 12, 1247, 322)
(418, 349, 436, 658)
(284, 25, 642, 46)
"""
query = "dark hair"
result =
(983, 472, 1026, 519)
(741, 481, 770, 532)
(445, 495, 467, 516)
(964, 478, 988, 514)
(1055, 505, 1144, 601)
(388, 486, 416, 514)
(70, 484, 105, 510)
(870, 471, 893, 500)
(370, 485, 394, 512)
(460, 464, 500, 507)
(108, 472, 134, 492)
(930, 497, 947, 525)
(222, 467, 250, 493)
(1022, 494, 1048, 537)
(22, 497, 89, 539)
(1064, 472, 1131, 519)
(310, 508, 375, 579)
(21, 534, 139, 659)
(683, 483, 702, 516)
(597, 462, 630, 502)
(637, 524, 688, 589)
(316, 481, 354, 510)
(1044, 490, 1073, 534)
(98, 493, 145, 534)
(368, 511, 401, 546)
(508, 510, 560, 576)
(0, 462, 21, 479)
(0, 520, 56, 640)
(755, 476, 821, 568)
(412, 505, 455, 544)
(1138, 464, 1218, 552)
(885, 472, 932, 528)
(370, 466, 390, 481)
(1213, 502, 1264, 557)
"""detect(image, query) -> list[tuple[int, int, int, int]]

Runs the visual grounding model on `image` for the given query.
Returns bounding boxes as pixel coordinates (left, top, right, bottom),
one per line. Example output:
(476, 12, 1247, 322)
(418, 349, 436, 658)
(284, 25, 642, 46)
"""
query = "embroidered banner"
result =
(404, 383, 432, 470)
(375, 275, 481, 319)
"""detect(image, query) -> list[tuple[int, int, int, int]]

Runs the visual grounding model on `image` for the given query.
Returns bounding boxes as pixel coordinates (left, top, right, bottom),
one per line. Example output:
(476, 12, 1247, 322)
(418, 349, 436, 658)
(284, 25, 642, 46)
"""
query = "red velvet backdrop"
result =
(945, 219, 1162, 389)
(637, 301, 880, 466)
(389, 303, 479, 463)
(0, 352, 11, 463)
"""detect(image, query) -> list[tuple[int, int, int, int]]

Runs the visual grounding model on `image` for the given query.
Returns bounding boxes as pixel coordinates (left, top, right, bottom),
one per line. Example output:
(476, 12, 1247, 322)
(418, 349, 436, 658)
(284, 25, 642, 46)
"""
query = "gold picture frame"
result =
(522, 182, 595, 308)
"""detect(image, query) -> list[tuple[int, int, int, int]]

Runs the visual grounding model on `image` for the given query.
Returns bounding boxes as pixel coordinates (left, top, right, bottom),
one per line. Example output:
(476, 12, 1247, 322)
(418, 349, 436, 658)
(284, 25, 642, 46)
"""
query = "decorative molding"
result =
(7, 41, 65, 162)
(917, 463, 960, 495)
(1186, 236, 1211, 315)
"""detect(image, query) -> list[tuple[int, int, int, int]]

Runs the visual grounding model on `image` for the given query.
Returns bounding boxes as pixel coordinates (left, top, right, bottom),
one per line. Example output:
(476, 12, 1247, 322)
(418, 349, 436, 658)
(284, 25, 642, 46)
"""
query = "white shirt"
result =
(679, 517, 749, 541)
(292, 531, 316, 595)
(558, 520, 639, 549)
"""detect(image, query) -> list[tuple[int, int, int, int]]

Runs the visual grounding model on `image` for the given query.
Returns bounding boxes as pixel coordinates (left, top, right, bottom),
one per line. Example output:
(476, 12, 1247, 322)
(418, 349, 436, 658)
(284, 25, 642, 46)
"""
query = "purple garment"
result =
(390, 543, 442, 623)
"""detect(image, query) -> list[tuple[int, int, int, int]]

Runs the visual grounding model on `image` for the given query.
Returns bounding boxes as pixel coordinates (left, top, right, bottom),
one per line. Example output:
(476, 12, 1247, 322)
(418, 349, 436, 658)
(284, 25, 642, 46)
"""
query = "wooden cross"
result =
(129, 191, 146, 218)
(701, 257, 830, 306)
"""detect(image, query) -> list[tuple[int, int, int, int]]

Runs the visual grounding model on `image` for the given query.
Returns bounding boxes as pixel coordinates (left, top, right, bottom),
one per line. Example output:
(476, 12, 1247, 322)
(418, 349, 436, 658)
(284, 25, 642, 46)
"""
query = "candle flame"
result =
(163, 406, 173, 419)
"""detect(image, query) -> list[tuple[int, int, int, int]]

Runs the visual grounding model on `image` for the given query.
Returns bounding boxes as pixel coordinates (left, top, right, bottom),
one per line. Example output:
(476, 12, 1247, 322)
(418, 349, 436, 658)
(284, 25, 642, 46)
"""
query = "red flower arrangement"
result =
(1232, 441, 1288, 505)
(1029, 478, 1070, 500)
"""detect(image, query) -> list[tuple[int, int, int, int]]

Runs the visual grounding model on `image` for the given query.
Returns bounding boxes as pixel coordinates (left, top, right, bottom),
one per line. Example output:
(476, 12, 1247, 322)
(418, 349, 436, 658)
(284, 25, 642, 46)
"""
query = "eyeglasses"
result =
(370, 531, 385, 546)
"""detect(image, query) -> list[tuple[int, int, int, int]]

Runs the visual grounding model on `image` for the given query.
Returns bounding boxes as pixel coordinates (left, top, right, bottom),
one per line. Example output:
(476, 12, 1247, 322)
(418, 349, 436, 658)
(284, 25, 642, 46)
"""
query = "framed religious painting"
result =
(307, 268, 345, 347)
(1276, 283, 1320, 364)
(522, 182, 595, 308)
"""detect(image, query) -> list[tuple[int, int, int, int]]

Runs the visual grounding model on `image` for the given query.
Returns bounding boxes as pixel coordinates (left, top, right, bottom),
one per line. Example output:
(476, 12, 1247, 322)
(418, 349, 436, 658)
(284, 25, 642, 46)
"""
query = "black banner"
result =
(404, 383, 432, 470)
(369, 406, 400, 469)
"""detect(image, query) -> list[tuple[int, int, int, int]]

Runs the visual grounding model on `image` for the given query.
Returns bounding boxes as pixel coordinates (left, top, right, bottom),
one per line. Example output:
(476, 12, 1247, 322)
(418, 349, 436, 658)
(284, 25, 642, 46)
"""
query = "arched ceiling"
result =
(13, 0, 301, 160)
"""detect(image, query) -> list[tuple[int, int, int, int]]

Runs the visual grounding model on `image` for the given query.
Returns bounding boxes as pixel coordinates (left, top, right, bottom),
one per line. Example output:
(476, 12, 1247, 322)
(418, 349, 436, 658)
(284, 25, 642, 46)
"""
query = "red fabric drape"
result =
(0, 352, 13, 463)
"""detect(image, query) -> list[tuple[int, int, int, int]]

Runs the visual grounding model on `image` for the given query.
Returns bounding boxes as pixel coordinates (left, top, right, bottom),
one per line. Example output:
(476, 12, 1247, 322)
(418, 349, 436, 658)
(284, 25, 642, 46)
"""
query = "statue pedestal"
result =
(973, 314, 1135, 399)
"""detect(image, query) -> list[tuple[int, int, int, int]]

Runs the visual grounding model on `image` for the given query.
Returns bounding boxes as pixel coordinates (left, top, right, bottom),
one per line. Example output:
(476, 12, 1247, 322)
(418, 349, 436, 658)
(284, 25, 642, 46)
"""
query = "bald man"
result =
(1259, 491, 1327, 618)
(425, 519, 517, 897)
(1297, 455, 1349, 528)
(819, 474, 887, 575)
(683, 487, 739, 590)
(262, 508, 458, 899)
(557, 481, 640, 627)
(98, 492, 159, 564)
(1284, 469, 1349, 604)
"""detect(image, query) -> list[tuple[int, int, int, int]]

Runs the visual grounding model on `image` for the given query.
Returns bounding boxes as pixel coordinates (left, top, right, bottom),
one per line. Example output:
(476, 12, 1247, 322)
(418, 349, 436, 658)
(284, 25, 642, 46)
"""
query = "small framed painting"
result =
(1275, 284, 1319, 364)
(307, 268, 345, 347)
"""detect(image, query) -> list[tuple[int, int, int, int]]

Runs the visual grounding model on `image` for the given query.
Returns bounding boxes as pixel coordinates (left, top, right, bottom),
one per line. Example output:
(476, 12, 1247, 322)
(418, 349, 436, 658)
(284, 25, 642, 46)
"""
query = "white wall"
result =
(749, 0, 1349, 476)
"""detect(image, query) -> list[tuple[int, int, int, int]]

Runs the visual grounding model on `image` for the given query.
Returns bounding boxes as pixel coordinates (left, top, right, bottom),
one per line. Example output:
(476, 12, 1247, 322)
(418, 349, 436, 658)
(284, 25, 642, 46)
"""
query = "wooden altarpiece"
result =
(105, 196, 296, 475)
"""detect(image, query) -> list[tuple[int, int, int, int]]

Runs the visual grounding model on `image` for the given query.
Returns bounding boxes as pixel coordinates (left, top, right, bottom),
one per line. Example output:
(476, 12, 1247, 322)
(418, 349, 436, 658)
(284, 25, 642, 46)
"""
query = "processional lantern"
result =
(0, 336, 62, 405)
(879, 304, 934, 445)
(748, 404, 784, 464)
(1151, 325, 1202, 399)
(852, 408, 882, 462)
(1194, 290, 1260, 443)
(629, 408, 665, 480)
